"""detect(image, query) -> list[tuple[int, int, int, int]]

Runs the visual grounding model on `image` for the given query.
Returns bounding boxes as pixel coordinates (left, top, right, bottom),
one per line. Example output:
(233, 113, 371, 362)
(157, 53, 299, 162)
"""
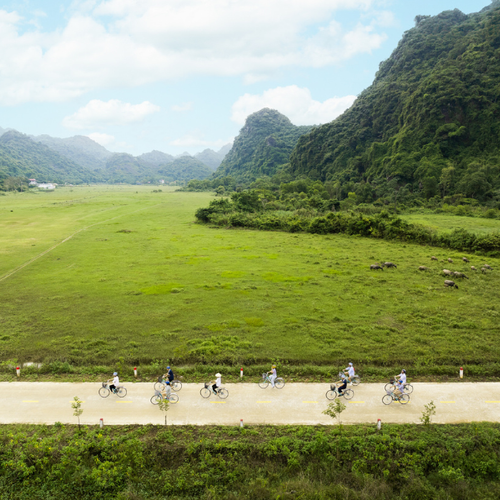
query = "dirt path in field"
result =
(1, 382, 499, 426)
(0, 203, 164, 283)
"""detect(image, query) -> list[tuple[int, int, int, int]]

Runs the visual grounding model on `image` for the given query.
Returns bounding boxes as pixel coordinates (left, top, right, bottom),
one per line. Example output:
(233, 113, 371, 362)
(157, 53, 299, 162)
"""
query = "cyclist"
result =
(108, 372, 119, 393)
(268, 365, 277, 388)
(162, 366, 174, 384)
(161, 381, 171, 400)
(211, 373, 222, 394)
(393, 379, 405, 399)
(336, 373, 348, 396)
(344, 362, 355, 385)
(396, 369, 407, 385)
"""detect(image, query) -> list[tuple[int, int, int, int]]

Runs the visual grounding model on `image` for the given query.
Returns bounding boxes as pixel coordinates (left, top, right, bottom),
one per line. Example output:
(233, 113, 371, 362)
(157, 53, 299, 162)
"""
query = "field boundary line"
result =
(0, 203, 164, 283)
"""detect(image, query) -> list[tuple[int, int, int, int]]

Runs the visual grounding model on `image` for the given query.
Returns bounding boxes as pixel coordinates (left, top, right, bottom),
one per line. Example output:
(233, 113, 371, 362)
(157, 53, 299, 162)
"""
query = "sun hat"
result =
(113, 372, 118, 375)
(348, 362, 353, 366)
(167, 366, 170, 369)
(215, 373, 221, 377)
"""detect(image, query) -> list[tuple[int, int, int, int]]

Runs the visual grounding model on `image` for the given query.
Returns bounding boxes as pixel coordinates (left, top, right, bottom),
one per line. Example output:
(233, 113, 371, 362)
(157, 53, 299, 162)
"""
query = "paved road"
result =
(1, 382, 499, 426)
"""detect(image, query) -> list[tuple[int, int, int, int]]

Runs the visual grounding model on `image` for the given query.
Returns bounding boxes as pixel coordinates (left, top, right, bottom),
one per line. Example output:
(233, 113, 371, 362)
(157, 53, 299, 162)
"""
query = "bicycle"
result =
(154, 376, 182, 392)
(342, 372, 361, 386)
(259, 373, 285, 389)
(200, 383, 229, 399)
(326, 383, 354, 400)
(99, 382, 127, 398)
(382, 390, 410, 405)
(150, 390, 179, 405)
(384, 379, 413, 394)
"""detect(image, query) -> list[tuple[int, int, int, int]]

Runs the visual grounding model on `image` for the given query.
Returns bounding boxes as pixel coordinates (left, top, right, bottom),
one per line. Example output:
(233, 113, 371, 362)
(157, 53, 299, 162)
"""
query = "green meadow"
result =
(1, 186, 499, 378)
(400, 212, 500, 235)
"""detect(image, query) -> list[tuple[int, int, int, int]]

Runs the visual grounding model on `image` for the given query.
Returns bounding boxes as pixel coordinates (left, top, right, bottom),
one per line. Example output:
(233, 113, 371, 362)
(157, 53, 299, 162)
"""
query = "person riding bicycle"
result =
(268, 365, 277, 388)
(393, 379, 405, 399)
(108, 372, 119, 393)
(336, 373, 348, 395)
(344, 362, 355, 385)
(161, 381, 171, 399)
(396, 369, 407, 385)
(162, 366, 174, 384)
(211, 373, 222, 394)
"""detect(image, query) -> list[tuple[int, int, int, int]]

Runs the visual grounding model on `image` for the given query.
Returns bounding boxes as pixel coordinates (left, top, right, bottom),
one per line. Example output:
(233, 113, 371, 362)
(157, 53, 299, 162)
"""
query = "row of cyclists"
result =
(104, 364, 410, 401)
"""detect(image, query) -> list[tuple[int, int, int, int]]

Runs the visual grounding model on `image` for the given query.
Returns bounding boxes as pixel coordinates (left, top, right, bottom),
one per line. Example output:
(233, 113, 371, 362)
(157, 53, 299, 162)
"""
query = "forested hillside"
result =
(215, 108, 313, 182)
(290, 3, 500, 203)
(0, 131, 99, 184)
(157, 156, 213, 182)
(34, 135, 113, 171)
(138, 150, 174, 167)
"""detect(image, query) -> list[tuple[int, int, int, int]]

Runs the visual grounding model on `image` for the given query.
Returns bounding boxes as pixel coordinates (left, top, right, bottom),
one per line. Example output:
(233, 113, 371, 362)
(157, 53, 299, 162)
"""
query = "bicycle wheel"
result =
(326, 390, 337, 400)
(116, 387, 127, 398)
(154, 381, 164, 392)
(172, 380, 182, 391)
(200, 387, 211, 398)
(150, 394, 161, 405)
(258, 378, 270, 389)
(98, 387, 110, 398)
(382, 394, 392, 405)
(218, 388, 229, 399)
(169, 393, 179, 403)
(384, 383, 394, 392)
(351, 376, 361, 386)
(274, 378, 285, 389)
(343, 389, 354, 400)
(404, 383, 413, 394)
(399, 394, 410, 405)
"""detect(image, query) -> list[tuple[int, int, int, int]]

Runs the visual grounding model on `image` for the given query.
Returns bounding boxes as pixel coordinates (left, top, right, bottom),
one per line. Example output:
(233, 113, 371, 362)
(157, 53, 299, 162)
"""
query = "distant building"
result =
(159, 179, 165, 184)
(29, 179, 37, 185)
(37, 183, 55, 190)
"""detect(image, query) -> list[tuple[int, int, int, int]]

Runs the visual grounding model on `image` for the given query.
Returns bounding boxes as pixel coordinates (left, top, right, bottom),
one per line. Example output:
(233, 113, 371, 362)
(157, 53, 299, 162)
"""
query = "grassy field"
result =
(1, 186, 499, 378)
(400, 212, 500, 234)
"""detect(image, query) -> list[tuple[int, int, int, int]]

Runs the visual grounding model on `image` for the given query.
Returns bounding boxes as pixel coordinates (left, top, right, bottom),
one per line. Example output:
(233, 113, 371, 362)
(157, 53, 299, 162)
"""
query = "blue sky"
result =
(0, 0, 491, 156)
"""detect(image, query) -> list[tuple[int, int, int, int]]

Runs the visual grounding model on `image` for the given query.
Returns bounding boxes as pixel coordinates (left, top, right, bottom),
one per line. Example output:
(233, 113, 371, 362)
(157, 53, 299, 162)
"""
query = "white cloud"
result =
(170, 134, 233, 149)
(63, 99, 160, 129)
(87, 132, 115, 146)
(231, 86, 356, 126)
(171, 102, 193, 113)
(0, 0, 389, 104)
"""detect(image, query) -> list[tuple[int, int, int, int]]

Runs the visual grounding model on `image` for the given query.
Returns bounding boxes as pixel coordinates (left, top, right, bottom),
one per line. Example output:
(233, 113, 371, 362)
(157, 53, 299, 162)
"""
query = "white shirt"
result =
(397, 380, 405, 392)
(215, 377, 221, 387)
(399, 373, 407, 384)
(346, 366, 355, 377)
(271, 368, 277, 377)
(164, 385, 171, 397)
(113, 376, 119, 386)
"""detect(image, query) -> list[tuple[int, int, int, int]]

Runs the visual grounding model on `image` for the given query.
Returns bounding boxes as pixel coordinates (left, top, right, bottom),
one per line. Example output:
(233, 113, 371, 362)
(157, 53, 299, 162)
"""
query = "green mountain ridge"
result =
(215, 108, 314, 182)
(0, 131, 99, 184)
(289, 2, 500, 201)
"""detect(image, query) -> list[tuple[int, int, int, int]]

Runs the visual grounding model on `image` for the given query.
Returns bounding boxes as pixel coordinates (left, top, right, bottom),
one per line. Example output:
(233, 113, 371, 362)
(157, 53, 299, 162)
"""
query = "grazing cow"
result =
(471, 266, 477, 271)
(484, 264, 493, 270)
(383, 262, 397, 269)
(453, 272, 469, 279)
(447, 258, 453, 263)
(462, 257, 470, 263)
(481, 267, 488, 273)
(431, 256, 438, 261)
(370, 264, 384, 271)
(444, 280, 458, 289)
(442, 269, 453, 276)
(418, 266, 429, 271)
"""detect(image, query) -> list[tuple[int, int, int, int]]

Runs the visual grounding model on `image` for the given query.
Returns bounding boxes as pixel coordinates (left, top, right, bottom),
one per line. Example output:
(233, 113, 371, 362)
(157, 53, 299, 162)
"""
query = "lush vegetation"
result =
(1, 423, 500, 499)
(0, 131, 99, 185)
(289, 3, 500, 206)
(215, 108, 313, 182)
(1, 186, 499, 378)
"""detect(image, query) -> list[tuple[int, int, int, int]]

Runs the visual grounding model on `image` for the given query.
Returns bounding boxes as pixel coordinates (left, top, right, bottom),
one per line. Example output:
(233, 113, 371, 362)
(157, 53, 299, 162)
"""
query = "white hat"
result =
(215, 373, 221, 377)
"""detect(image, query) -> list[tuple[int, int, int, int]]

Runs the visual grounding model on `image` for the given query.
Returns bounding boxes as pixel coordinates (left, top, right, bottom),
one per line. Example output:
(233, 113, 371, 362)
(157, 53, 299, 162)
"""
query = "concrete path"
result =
(1, 382, 499, 426)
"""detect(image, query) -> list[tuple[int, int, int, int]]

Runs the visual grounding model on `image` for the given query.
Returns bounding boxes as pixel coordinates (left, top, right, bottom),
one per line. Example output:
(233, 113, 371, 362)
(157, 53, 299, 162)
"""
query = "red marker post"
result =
(460, 367, 463, 379)
(134, 367, 137, 378)
(240, 367, 243, 378)
(100, 418, 104, 428)
(16, 366, 20, 377)
(240, 419, 244, 428)
(377, 418, 381, 431)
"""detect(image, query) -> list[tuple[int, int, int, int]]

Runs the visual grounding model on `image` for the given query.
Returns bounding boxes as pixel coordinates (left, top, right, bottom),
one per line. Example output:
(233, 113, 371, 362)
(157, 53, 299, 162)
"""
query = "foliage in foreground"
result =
(1, 423, 500, 499)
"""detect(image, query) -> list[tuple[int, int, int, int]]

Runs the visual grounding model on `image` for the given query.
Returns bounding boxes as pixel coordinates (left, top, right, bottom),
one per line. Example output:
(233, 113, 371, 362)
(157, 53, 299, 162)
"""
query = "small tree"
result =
(71, 396, 83, 427)
(420, 400, 436, 426)
(323, 399, 347, 430)
(158, 395, 170, 425)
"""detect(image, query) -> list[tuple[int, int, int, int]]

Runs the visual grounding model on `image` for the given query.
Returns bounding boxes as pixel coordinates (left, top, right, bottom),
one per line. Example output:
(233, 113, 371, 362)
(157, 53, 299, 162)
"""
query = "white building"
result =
(38, 183, 55, 190)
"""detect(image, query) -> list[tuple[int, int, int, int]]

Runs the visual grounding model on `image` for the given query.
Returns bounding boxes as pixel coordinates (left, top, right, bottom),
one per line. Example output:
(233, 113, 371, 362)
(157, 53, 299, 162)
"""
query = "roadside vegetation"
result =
(1, 186, 499, 379)
(1, 423, 500, 499)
